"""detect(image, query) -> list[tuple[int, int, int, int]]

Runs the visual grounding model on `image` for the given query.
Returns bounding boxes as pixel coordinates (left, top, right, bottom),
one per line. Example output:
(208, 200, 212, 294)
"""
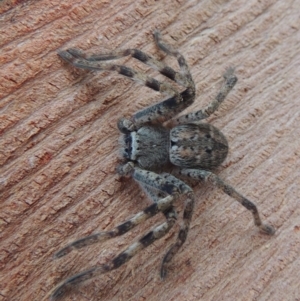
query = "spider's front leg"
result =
(124, 165, 196, 279)
(50, 165, 194, 300)
(50, 206, 177, 300)
(179, 169, 275, 235)
(58, 32, 196, 130)
(53, 195, 174, 259)
(50, 193, 177, 300)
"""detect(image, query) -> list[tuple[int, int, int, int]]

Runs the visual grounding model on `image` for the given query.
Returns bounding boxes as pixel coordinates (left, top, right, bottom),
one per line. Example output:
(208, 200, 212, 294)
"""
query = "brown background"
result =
(1, 0, 300, 300)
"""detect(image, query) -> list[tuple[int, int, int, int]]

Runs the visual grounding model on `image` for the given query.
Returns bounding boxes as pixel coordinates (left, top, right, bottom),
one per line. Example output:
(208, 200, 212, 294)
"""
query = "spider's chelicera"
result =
(50, 31, 275, 300)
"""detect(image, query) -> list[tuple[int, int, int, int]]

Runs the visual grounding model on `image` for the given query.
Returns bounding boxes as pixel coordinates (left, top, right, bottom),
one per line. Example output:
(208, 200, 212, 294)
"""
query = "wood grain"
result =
(1, 0, 299, 300)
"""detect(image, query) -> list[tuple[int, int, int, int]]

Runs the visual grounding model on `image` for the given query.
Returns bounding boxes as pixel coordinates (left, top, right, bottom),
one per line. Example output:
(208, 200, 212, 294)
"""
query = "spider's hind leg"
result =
(176, 67, 238, 124)
(180, 168, 275, 235)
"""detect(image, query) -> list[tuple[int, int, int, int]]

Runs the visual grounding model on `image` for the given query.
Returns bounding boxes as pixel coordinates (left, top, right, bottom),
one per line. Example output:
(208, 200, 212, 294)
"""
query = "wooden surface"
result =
(1, 0, 300, 300)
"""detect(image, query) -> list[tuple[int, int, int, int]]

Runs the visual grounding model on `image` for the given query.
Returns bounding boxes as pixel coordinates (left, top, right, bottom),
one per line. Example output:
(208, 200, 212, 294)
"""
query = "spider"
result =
(50, 31, 275, 300)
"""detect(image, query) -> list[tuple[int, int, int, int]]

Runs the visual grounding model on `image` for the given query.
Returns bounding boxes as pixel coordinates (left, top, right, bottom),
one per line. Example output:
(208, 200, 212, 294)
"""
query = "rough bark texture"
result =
(1, 1, 300, 301)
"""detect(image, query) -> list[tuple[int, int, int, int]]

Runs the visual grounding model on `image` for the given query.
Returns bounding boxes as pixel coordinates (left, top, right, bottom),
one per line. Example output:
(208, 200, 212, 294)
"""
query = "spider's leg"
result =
(130, 168, 195, 279)
(59, 33, 197, 126)
(50, 207, 177, 301)
(139, 183, 168, 203)
(127, 31, 198, 125)
(54, 194, 175, 258)
(59, 49, 192, 125)
(58, 49, 179, 99)
(70, 48, 191, 88)
(158, 177, 195, 279)
(180, 169, 275, 235)
(153, 30, 192, 83)
(177, 67, 238, 124)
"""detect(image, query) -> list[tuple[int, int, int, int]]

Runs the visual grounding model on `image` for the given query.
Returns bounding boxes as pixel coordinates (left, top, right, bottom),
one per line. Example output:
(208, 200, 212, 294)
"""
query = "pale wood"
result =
(1, 1, 300, 301)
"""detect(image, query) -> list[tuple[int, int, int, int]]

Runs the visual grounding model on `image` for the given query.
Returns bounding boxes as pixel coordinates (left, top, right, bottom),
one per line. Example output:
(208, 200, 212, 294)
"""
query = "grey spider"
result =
(50, 31, 275, 300)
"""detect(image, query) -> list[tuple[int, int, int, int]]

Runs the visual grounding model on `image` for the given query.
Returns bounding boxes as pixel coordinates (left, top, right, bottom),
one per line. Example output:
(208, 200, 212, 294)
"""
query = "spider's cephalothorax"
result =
(50, 31, 275, 300)
(121, 125, 170, 169)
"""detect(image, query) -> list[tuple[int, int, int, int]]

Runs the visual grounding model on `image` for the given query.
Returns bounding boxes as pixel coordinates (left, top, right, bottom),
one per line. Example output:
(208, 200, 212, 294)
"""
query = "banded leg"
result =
(179, 169, 275, 235)
(131, 168, 195, 278)
(50, 207, 177, 300)
(58, 48, 180, 100)
(153, 30, 193, 84)
(60, 47, 194, 126)
(176, 67, 238, 124)
(160, 190, 194, 278)
(60, 31, 194, 91)
(64, 48, 190, 88)
(59, 32, 196, 128)
(139, 183, 168, 204)
(54, 194, 175, 258)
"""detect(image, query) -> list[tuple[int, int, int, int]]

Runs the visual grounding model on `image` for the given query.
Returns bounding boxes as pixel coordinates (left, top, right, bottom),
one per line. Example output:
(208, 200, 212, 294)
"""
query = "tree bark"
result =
(1, 0, 299, 300)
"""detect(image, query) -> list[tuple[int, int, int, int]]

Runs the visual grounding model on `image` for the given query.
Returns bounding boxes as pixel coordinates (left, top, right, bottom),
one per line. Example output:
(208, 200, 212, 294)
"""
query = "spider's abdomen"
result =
(122, 126, 170, 169)
(169, 123, 228, 169)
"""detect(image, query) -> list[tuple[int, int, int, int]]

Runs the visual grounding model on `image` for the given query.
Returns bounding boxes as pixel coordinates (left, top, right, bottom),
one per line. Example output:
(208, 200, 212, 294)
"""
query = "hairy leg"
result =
(64, 47, 190, 88)
(58, 48, 180, 99)
(180, 168, 275, 235)
(54, 195, 175, 258)
(130, 167, 195, 278)
(58, 32, 196, 128)
(50, 207, 177, 300)
(176, 67, 238, 124)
